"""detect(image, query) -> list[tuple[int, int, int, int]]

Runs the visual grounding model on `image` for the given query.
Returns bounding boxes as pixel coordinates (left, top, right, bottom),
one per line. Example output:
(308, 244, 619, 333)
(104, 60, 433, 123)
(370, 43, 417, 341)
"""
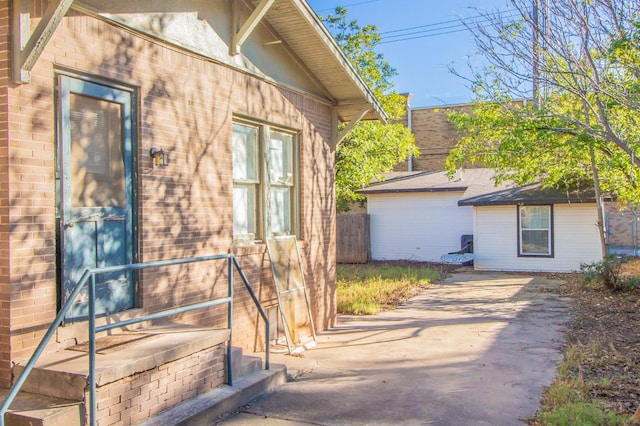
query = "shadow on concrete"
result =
(220, 271, 571, 426)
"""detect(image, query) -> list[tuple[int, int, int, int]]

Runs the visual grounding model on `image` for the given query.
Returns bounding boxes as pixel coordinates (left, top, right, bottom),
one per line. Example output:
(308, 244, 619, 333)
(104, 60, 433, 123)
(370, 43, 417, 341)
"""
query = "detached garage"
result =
(359, 169, 604, 273)
(358, 169, 501, 262)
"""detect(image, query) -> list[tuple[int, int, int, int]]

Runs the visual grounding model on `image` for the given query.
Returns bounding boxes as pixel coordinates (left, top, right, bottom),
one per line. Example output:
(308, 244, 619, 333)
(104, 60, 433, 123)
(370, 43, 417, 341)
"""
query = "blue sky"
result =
(307, 0, 509, 107)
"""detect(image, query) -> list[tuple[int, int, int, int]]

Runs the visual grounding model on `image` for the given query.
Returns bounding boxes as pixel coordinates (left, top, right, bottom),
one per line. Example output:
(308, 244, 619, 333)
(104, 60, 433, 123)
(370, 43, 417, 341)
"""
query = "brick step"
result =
(3, 347, 275, 426)
(15, 325, 230, 400)
(3, 348, 271, 426)
(7, 325, 232, 425)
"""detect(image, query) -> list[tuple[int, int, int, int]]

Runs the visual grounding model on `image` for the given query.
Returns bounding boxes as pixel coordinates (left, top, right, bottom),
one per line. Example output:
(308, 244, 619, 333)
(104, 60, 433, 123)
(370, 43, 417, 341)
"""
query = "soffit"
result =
(248, 0, 387, 123)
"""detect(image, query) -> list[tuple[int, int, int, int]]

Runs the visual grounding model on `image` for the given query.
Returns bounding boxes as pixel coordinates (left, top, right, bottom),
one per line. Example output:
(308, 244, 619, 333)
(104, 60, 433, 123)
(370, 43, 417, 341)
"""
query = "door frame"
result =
(55, 71, 139, 317)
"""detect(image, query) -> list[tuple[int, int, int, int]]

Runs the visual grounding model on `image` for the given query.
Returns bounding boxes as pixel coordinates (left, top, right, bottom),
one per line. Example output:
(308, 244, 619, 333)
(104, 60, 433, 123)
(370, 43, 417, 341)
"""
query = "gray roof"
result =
(458, 183, 598, 206)
(357, 168, 507, 199)
(359, 168, 600, 206)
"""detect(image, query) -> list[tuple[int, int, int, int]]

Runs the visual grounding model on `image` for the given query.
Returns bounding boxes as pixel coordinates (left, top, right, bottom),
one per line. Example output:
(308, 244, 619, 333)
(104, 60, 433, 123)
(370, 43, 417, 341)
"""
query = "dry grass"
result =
(532, 257, 640, 425)
(336, 261, 443, 315)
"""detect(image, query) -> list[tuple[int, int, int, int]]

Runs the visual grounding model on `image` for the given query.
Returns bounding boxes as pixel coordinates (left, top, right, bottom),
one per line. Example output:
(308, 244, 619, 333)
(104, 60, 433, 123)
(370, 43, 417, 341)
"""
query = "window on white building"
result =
(518, 205, 553, 256)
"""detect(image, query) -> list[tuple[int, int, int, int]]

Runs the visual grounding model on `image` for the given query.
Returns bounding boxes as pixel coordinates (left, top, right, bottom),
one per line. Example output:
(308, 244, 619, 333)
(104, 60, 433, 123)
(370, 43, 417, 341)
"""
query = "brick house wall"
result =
(0, 0, 10, 390)
(395, 104, 473, 172)
(1, 6, 337, 385)
(606, 204, 639, 249)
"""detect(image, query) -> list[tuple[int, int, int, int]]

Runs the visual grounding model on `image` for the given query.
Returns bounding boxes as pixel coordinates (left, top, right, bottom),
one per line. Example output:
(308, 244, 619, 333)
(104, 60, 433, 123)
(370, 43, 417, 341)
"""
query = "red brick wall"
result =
(1, 8, 337, 383)
(396, 104, 473, 172)
(606, 205, 639, 248)
(0, 0, 10, 389)
(94, 344, 226, 426)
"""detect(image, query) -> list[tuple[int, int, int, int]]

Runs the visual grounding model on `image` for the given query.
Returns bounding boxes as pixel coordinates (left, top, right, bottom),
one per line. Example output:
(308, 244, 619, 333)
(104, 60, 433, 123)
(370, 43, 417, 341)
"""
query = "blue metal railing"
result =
(0, 254, 270, 426)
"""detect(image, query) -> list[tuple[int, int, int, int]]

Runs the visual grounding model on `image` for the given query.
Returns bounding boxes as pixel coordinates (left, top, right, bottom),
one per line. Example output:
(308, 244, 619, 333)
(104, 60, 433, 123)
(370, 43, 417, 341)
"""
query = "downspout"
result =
(407, 102, 413, 171)
(331, 108, 339, 150)
(634, 209, 639, 256)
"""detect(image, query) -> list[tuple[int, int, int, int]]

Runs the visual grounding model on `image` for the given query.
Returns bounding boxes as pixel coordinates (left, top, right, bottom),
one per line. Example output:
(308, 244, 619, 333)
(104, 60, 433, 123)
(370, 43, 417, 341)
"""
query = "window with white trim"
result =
(518, 205, 553, 256)
(232, 120, 298, 241)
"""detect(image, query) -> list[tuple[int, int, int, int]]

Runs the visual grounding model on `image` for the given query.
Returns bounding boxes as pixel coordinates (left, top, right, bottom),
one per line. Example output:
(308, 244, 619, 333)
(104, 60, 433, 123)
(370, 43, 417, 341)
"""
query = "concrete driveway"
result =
(217, 271, 571, 425)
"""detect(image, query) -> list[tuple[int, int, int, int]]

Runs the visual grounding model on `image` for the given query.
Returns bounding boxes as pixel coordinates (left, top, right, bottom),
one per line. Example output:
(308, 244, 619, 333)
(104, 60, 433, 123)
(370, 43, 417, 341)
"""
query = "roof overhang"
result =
(246, 0, 387, 123)
(458, 184, 599, 206)
(357, 187, 468, 195)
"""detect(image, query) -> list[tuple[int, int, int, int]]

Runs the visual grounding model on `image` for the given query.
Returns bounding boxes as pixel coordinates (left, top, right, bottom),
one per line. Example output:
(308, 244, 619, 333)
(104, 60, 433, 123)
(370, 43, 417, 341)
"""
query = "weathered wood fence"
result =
(336, 213, 370, 263)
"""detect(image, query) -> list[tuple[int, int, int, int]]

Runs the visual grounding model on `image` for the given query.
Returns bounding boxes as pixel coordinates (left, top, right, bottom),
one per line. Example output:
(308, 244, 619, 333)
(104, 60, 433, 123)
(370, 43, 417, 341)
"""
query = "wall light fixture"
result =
(150, 147, 167, 168)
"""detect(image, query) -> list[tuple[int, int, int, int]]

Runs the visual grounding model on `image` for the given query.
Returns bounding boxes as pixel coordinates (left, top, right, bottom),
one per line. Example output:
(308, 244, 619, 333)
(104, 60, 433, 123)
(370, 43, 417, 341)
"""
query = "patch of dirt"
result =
(557, 257, 640, 416)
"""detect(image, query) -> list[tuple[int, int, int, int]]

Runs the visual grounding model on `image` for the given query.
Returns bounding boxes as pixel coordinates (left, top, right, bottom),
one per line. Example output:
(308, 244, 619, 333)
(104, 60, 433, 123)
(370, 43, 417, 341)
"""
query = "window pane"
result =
(519, 206, 551, 255)
(233, 124, 258, 181)
(522, 230, 549, 254)
(233, 185, 255, 237)
(270, 187, 290, 235)
(70, 93, 125, 208)
(232, 121, 297, 241)
(269, 131, 293, 185)
(521, 206, 549, 229)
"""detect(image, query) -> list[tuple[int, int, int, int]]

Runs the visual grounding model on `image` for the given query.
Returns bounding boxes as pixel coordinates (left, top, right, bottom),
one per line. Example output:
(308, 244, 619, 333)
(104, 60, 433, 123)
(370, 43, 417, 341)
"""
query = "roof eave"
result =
(358, 187, 468, 195)
(458, 196, 599, 207)
(286, 0, 388, 123)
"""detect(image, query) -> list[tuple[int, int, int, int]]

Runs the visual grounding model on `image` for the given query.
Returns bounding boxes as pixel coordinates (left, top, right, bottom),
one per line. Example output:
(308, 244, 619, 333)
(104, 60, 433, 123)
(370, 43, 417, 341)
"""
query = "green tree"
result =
(448, 0, 640, 255)
(322, 7, 418, 212)
(448, 98, 639, 205)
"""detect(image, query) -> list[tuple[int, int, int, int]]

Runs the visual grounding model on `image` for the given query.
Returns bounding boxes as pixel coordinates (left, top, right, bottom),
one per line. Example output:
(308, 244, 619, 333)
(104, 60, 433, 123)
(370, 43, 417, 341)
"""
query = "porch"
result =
(2, 327, 285, 425)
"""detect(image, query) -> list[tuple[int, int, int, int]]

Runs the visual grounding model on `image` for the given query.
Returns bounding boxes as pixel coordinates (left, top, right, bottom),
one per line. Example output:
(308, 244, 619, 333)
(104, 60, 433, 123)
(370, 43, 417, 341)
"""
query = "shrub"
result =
(581, 255, 634, 291)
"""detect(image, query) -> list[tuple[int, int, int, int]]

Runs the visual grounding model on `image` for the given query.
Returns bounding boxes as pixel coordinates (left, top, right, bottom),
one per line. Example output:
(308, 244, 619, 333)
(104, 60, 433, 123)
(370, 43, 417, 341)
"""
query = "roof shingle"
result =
(358, 168, 600, 206)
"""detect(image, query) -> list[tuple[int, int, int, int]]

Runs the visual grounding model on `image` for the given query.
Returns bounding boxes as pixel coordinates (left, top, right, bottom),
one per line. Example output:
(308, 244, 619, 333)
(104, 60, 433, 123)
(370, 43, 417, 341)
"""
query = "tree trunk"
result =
(590, 146, 608, 258)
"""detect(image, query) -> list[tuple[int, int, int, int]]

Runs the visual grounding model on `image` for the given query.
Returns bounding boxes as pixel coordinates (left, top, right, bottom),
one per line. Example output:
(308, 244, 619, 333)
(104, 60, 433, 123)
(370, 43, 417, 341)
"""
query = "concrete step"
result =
(0, 389, 83, 426)
(4, 329, 274, 426)
(3, 349, 269, 426)
(5, 325, 231, 425)
(230, 347, 263, 379)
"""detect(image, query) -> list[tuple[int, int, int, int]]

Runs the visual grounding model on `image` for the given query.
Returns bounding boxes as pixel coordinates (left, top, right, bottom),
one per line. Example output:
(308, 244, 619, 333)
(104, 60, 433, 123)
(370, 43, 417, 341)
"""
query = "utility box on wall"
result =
(461, 234, 474, 252)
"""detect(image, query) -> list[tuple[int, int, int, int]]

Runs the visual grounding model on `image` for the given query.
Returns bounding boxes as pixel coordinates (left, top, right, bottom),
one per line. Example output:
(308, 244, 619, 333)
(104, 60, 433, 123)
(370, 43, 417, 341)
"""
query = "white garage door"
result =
(368, 192, 473, 262)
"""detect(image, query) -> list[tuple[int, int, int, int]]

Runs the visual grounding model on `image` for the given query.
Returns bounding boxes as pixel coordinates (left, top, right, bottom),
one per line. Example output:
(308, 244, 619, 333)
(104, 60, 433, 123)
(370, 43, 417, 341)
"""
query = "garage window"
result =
(518, 205, 553, 257)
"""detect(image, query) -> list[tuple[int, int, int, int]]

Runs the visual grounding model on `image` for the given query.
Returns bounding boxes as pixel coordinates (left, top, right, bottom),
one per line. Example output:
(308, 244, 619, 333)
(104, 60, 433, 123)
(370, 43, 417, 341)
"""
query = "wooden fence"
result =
(336, 213, 370, 263)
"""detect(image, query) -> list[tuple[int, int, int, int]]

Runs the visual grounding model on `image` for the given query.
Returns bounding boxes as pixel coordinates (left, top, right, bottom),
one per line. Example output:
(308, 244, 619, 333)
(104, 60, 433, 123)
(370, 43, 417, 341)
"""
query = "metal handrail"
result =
(1, 254, 270, 426)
